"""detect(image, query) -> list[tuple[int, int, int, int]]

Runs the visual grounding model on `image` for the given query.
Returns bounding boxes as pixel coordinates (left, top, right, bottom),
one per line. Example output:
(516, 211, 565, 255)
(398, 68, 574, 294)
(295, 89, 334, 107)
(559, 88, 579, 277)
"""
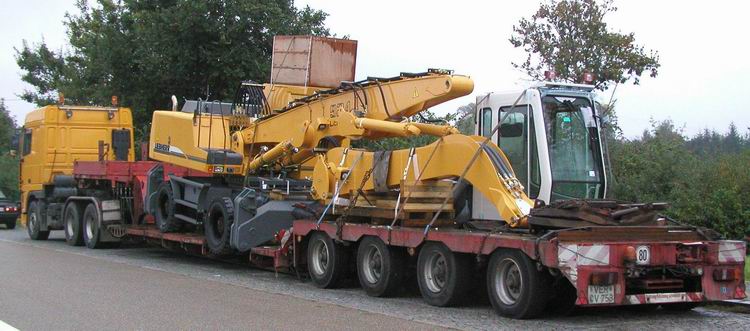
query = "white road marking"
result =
(0, 320, 19, 331)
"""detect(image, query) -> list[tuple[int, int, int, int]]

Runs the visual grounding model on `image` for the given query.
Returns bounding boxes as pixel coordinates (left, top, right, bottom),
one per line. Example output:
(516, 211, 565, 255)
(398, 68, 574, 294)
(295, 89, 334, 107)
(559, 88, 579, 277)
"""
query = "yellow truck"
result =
(18, 104, 134, 240)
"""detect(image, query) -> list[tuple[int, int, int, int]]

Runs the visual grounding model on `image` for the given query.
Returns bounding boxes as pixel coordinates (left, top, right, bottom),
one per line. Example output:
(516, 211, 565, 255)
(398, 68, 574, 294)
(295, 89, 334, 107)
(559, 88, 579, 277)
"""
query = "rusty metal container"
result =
(270, 35, 357, 88)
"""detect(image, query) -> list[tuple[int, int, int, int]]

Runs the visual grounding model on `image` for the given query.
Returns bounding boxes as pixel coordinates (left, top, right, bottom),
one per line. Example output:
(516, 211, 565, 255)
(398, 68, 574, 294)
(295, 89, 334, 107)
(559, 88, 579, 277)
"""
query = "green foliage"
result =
(15, 0, 330, 128)
(510, 0, 660, 90)
(609, 121, 750, 240)
(0, 101, 19, 200)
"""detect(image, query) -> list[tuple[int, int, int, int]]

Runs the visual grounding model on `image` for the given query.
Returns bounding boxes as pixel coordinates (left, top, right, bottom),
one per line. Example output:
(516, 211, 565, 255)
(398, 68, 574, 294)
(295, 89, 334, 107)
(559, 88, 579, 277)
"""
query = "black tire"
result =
(307, 231, 349, 289)
(416, 242, 472, 307)
(356, 236, 405, 297)
(205, 197, 234, 255)
(155, 182, 181, 233)
(26, 201, 50, 240)
(63, 203, 84, 246)
(83, 203, 104, 249)
(486, 249, 551, 319)
(5, 219, 16, 229)
(661, 302, 701, 311)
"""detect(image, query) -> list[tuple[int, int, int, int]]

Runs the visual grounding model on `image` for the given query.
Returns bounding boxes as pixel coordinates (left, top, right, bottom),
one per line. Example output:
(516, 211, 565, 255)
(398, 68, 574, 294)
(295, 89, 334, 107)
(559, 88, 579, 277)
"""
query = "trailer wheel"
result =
(356, 236, 405, 297)
(155, 182, 181, 233)
(487, 249, 551, 319)
(416, 242, 471, 307)
(26, 201, 49, 240)
(307, 232, 349, 288)
(63, 203, 84, 246)
(83, 203, 104, 249)
(205, 197, 233, 255)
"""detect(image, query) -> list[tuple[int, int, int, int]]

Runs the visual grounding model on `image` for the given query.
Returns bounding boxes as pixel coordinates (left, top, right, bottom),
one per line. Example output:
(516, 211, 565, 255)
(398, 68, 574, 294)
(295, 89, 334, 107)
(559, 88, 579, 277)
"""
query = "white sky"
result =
(1, 0, 748, 137)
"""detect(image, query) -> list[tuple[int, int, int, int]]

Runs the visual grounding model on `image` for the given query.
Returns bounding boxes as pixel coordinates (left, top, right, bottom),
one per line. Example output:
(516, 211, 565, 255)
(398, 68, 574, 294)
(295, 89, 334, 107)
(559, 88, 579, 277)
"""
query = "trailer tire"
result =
(417, 242, 471, 307)
(487, 249, 551, 319)
(205, 197, 233, 256)
(83, 203, 104, 249)
(155, 182, 181, 233)
(63, 203, 84, 246)
(356, 236, 405, 297)
(27, 201, 49, 240)
(5, 219, 16, 229)
(307, 232, 349, 289)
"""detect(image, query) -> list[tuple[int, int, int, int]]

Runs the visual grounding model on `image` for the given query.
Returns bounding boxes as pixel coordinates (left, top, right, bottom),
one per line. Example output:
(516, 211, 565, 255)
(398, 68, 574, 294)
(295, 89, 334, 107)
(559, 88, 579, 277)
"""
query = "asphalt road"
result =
(0, 227, 748, 331)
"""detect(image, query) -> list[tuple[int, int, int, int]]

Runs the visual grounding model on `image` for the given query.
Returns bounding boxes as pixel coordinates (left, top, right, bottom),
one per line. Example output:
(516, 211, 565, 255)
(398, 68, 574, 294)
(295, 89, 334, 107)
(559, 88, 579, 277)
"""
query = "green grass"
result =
(745, 257, 750, 281)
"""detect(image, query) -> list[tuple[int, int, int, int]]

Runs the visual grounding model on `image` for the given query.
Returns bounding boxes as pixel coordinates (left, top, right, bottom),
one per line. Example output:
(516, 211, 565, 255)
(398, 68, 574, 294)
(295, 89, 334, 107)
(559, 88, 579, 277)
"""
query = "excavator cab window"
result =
(541, 95, 604, 200)
(481, 107, 493, 137)
(498, 105, 540, 199)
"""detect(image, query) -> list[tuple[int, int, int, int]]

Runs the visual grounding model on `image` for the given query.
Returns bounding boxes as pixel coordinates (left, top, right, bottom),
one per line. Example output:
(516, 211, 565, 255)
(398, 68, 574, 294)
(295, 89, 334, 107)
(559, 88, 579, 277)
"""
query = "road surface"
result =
(0, 227, 748, 330)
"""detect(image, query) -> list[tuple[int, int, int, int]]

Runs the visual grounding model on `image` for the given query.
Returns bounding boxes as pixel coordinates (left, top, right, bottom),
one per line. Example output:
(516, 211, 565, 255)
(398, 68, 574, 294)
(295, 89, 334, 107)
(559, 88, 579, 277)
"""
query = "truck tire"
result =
(155, 182, 181, 233)
(205, 197, 233, 255)
(63, 203, 84, 246)
(82, 203, 104, 249)
(27, 201, 50, 240)
(5, 219, 16, 229)
(416, 242, 471, 307)
(356, 236, 405, 297)
(307, 231, 349, 289)
(487, 249, 551, 319)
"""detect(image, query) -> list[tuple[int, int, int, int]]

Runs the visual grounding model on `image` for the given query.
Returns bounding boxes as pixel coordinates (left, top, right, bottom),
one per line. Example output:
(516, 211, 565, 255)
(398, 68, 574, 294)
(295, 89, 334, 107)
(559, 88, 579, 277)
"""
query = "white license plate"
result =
(588, 285, 615, 304)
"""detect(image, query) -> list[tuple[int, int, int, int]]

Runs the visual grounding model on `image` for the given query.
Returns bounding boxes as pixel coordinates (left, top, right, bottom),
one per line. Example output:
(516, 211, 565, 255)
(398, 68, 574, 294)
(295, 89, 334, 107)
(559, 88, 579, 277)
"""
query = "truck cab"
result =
(473, 83, 607, 220)
(18, 105, 135, 235)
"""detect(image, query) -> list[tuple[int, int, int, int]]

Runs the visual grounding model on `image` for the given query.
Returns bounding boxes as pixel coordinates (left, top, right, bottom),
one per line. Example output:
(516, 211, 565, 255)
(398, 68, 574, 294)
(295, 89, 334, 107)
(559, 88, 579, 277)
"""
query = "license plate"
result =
(588, 285, 615, 304)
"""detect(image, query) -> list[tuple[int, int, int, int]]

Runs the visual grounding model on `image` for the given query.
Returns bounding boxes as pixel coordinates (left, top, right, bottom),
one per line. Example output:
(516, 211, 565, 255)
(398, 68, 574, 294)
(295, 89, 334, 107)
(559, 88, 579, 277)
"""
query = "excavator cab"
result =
(474, 82, 606, 218)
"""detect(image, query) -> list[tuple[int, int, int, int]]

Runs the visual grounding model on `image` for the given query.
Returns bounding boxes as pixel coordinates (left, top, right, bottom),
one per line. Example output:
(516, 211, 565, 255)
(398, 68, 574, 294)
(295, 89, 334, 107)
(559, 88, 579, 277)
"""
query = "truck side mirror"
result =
(10, 131, 19, 154)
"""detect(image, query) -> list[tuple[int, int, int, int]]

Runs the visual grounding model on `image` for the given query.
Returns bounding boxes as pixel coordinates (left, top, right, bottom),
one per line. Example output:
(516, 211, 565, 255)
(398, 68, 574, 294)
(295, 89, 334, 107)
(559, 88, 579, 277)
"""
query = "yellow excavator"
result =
(149, 38, 535, 253)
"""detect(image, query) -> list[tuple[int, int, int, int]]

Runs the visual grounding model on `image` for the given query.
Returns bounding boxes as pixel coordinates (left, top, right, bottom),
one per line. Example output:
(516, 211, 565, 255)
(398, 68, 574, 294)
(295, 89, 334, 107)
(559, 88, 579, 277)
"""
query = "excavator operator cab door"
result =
(474, 84, 606, 214)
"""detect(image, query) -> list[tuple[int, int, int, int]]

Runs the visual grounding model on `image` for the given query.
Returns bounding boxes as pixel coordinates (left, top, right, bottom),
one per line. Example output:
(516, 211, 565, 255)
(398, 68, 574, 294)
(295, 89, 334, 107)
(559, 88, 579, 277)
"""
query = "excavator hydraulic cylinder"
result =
(355, 118, 421, 137)
(247, 141, 294, 171)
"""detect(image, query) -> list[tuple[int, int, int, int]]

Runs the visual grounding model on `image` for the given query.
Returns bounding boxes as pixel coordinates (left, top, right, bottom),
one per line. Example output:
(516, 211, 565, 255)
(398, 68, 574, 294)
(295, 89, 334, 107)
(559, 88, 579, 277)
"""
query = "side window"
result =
(497, 105, 540, 198)
(22, 129, 32, 156)
(481, 107, 493, 137)
(497, 107, 528, 188)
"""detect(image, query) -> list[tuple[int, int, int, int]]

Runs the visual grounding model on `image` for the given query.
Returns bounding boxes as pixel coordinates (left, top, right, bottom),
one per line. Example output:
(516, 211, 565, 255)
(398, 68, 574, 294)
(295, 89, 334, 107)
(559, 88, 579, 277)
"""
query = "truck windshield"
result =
(541, 95, 604, 200)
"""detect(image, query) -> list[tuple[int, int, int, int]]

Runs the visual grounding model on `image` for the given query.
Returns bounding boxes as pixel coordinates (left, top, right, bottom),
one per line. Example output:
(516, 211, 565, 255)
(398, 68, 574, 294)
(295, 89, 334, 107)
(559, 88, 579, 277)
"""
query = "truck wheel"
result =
(83, 203, 104, 249)
(356, 236, 405, 297)
(63, 203, 84, 246)
(307, 231, 349, 288)
(205, 197, 233, 255)
(417, 242, 471, 307)
(155, 182, 181, 232)
(6, 219, 16, 229)
(27, 201, 50, 240)
(487, 249, 551, 319)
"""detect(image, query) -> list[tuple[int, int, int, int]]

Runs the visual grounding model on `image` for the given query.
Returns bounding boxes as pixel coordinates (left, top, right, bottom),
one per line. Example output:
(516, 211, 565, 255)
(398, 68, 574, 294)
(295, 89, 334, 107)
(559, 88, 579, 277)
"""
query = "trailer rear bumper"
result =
(556, 240, 746, 306)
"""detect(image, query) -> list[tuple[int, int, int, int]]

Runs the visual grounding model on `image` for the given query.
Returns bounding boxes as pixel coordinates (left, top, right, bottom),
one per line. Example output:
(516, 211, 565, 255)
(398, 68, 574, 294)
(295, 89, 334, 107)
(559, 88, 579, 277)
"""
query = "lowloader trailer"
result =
(29, 158, 744, 319)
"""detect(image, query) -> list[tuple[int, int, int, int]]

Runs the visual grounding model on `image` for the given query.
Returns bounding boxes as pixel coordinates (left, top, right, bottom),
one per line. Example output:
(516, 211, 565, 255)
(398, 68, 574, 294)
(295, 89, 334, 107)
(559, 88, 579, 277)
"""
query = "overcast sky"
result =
(1, 0, 748, 138)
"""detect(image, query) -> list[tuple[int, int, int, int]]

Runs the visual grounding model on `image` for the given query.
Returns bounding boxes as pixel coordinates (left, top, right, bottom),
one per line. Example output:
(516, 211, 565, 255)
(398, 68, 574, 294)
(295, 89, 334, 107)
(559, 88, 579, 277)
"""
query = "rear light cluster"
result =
(0, 206, 18, 212)
(713, 268, 742, 282)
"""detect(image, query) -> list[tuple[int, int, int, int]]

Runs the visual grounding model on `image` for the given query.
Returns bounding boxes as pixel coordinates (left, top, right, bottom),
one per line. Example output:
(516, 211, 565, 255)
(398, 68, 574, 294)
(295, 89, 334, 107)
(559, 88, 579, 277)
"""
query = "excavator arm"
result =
(311, 134, 534, 227)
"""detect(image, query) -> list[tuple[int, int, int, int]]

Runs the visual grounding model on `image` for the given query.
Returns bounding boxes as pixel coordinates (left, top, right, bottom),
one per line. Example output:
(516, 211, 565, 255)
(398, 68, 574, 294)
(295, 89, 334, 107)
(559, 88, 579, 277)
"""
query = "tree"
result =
(16, 0, 330, 128)
(0, 100, 19, 200)
(510, 0, 660, 91)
